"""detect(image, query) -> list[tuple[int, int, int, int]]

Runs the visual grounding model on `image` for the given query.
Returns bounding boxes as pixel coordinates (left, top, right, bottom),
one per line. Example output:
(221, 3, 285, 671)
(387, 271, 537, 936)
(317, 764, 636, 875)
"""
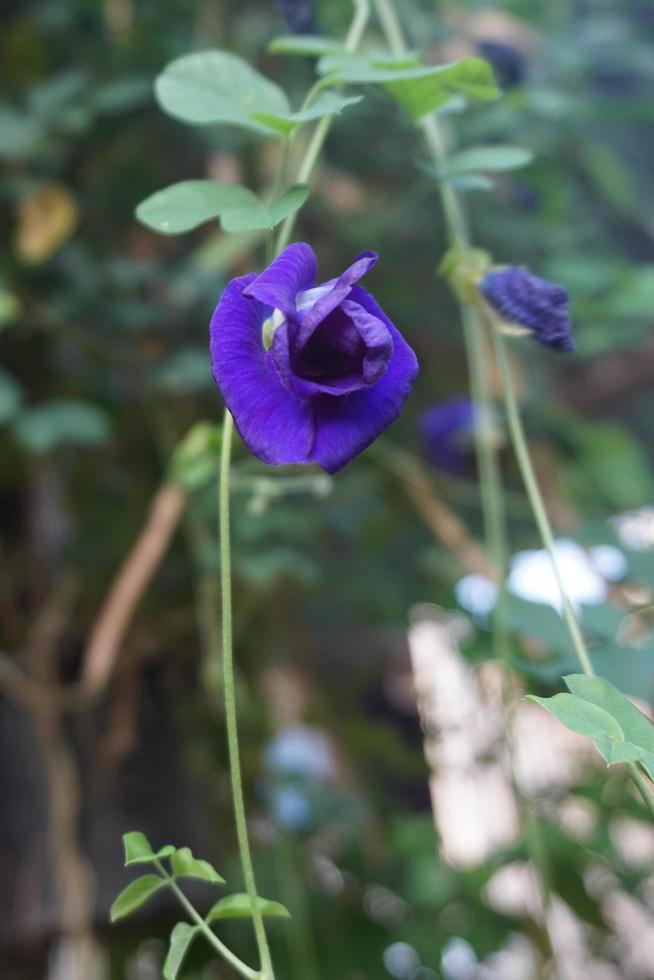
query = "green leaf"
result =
(443, 174, 494, 192)
(251, 92, 362, 138)
(444, 145, 534, 175)
(318, 53, 500, 119)
(0, 106, 43, 160)
(169, 422, 222, 491)
(123, 831, 175, 866)
(136, 181, 308, 235)
(155, 51, 289, 132)
(220, 184, 309, 233)
(269, 35, 345, 57)
(0, 288, 20, 327)
(110, 875, 166, 922)
(0, 368, 23, 425)
(529, 674, 654, 777)
(206, 893, 290, 922)
(136, 181, 260, 235)
(12, 400, 110, 453)
(163, 923, 198, 980)
(152, 348, 212, 393)
(170, 847, 225, 884)
(565, 674, 654, 780)
(505, 595, 571, 653)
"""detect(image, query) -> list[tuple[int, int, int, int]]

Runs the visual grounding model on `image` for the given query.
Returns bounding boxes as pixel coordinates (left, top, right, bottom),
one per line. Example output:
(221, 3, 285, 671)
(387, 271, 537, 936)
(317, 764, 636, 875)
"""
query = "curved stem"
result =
(374, 0, 509, 635)
(275, 0, 371, 253)
(216, 7, 374, 976)
(492, 331, 595, 678)
(219, 410, 275, 979)
(156, 862, 258, 980)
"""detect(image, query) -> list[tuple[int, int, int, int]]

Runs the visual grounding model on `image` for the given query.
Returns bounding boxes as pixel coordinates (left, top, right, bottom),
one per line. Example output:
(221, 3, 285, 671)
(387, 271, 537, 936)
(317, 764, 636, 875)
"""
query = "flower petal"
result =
(243, 243, 317, 317)
(210, 274, 315, 465)
(271, 298, 393, 398)
(295, 251, 378, 347)
(309, 286, 418, 473)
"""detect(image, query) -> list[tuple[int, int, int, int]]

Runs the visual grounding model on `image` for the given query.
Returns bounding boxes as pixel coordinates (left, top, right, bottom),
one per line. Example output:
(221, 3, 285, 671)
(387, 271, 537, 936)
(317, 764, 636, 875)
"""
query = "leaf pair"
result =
(530, 674, 654, 778)
(136, 180, 308, 236)
(163, 897, 289, 980)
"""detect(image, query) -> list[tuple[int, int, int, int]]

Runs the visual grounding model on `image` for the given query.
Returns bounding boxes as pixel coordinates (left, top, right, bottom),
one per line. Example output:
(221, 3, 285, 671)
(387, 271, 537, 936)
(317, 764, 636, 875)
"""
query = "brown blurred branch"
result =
(0, 480, 187, 711)
(368, 442, 496, 579)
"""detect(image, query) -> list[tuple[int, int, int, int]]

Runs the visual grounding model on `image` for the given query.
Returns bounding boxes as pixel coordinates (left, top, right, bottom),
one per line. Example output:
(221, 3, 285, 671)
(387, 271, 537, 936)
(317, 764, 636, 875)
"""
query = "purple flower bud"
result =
(420, 396, 476, 473)
(479, 266, 575, 352)
(210, 243, 418, 474)
(276, 0, 316, 34)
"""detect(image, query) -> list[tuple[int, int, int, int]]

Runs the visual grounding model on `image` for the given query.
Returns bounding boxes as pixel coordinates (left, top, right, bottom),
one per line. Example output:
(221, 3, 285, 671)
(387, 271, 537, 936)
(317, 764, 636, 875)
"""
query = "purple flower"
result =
(276, 0, 316, 34)
(479, 266, 575, 351)
(421, 396, 476, 472)
(210, 243, 418, 474)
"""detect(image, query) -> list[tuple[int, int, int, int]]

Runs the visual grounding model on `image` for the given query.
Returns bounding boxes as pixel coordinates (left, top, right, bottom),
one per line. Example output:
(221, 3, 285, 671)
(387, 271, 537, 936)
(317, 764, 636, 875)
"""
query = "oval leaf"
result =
(220, 184, 309, 234)
(269, 35, 345, 57)
(163, 923, 198, 980)
(0, 368, 23, 424)
(207, 893, 291, 922)
(123, 831, 176, 866)
(155, 51, 289, 131)
(318, 54, 500, 119)
(12, 400, 110, 453)
(136, 181, 259, 235)
(251, 92, 362, 138)
(564, 673, 654, 780)
(110, 874, 165, 922)
(171, 847, 225, 884)
(445, 145, 534, 175)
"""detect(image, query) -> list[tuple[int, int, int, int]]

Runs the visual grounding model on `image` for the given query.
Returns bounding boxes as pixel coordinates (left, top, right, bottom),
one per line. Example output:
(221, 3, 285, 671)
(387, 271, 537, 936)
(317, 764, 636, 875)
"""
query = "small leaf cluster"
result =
(530, 674, 654, 778)
(110, 833, 289, 980)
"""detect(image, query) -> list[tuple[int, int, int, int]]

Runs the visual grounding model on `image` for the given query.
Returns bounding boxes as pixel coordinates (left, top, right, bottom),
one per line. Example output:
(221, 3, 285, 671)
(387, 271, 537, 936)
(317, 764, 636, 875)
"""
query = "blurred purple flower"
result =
(421, 396, 476, 473)
(479, 266, 575, 351)
(476, 40, 526, 90)
(210, 243, 418, 474)
(276, 0, 316, 34)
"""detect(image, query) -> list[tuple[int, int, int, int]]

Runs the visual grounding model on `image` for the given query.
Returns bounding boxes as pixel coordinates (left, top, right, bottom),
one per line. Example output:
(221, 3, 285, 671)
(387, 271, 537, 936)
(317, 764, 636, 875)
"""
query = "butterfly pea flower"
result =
(479, 265, 575, 351)
(276, 0, 316, 34)
(210, 243, 418, 474)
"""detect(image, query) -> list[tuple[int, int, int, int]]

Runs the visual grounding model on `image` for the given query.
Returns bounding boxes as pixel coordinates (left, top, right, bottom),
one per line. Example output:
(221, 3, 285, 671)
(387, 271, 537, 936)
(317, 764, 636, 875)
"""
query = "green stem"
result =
(275, 0, 371, 253)
(629, 763, 654, 821)
(461, 304, 510, 656)
(374, 0, 509, 643)
(156, 862, 258, 980)
(219, 411, 275, 979)
(216, 6, 374, 976)
(492, 330, 595, 678)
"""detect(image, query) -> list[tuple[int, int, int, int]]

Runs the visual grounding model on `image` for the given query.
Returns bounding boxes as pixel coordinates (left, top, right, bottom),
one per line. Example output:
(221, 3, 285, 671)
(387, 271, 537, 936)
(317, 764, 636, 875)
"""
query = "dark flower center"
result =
(293, 308, 364, 383)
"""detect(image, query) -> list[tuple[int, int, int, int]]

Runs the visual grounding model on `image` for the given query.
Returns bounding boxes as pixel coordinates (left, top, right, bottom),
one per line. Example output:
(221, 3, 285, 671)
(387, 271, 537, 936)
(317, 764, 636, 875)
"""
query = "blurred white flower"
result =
(265, 725, 335, 780)
(454, 573, 499, 619)
(613, 506, 654, 551)
(507, 538, 607, 612)
(589, 544, 628, 582)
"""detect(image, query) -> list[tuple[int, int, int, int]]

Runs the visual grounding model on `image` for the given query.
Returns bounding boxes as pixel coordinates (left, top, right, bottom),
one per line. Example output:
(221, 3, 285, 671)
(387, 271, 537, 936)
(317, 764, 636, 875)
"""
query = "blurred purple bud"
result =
(420, 396, 476, 473)
(276, 0, 317, 34)
(476, 40, 527, 90)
